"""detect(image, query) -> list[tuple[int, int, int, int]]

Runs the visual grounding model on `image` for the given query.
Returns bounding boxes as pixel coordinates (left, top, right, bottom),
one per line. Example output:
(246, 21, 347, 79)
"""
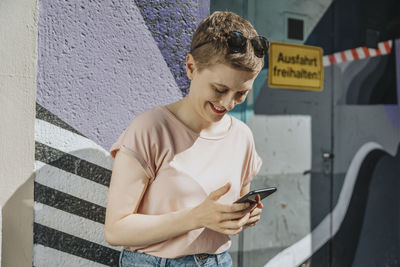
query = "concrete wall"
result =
(0, 207, 1, 263)
(244, 116, 312, 266)
(0, 0, 38, 266)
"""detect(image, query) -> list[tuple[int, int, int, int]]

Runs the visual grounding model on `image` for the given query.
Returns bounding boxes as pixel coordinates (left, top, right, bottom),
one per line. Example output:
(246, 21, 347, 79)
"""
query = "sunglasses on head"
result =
(190, 30, 270, 58)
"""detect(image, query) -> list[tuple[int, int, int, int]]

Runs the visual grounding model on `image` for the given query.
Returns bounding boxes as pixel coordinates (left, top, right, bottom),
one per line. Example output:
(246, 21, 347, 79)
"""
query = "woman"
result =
(105, 10, 269, 267)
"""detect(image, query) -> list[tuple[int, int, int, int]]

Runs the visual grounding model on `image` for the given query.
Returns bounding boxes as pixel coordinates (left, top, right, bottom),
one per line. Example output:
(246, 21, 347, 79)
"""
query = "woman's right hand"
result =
(193, 182, 255, 235)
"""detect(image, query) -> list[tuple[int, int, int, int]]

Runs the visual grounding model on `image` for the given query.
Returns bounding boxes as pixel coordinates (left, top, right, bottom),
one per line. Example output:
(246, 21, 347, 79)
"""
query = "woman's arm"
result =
(104, 150, 252, 247)
(104, 150, 199, 247)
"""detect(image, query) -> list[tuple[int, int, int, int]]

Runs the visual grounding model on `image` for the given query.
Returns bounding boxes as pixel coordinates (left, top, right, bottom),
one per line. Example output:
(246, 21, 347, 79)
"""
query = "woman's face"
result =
(186, 54, 260, 124)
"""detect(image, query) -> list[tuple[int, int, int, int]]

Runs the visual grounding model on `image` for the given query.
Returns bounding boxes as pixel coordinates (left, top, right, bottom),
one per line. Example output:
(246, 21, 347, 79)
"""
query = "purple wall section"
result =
(384, 38, 400, 130)
(37, 0, 209, 150)
(35, 2, 210, 264)
(135, 0, 210, 96)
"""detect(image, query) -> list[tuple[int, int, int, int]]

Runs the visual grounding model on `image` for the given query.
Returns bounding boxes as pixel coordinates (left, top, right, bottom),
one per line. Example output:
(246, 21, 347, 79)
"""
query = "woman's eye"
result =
(237, 91, 248, 97)
(213, 86, 248, 97)
(213, 87, 225, 94)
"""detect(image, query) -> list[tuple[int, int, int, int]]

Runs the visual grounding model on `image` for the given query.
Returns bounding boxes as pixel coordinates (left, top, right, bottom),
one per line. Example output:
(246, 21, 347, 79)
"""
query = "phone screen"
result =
(234, 187, 277, 204)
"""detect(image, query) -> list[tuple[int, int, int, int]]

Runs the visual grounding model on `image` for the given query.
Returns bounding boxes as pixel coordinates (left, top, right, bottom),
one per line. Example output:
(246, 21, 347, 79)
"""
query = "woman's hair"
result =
(190, 11, 264, 74)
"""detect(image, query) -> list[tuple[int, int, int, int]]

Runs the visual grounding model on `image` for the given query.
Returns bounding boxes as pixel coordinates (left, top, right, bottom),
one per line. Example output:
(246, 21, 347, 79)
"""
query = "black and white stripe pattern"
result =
(34, 103, 122, 267)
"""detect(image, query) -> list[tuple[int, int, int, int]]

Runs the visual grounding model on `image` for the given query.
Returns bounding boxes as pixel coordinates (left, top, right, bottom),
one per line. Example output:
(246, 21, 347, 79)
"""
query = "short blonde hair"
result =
(190, 11, 264, 74)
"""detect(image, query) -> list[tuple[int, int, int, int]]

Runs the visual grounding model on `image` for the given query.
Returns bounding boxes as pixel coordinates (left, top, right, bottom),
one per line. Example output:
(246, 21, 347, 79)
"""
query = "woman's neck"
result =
(165, 97, 231, 137)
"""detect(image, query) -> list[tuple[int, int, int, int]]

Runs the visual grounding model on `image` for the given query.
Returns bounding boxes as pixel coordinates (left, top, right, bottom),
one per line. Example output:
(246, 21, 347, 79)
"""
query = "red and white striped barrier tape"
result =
(323, 40, 393, 66)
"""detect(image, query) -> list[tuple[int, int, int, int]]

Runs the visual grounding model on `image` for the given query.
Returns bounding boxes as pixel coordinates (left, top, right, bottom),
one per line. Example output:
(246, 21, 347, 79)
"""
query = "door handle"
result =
(322, 153, 334, 160)
(322, 153, 334, 175)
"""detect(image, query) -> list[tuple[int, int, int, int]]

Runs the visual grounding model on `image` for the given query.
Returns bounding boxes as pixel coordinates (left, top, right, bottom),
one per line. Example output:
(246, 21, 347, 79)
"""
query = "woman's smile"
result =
(209, 102, 227, 114)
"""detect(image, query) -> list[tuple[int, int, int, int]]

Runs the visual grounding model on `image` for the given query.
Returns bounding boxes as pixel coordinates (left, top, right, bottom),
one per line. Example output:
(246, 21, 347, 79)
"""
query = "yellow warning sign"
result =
(268, 41, 324, 91)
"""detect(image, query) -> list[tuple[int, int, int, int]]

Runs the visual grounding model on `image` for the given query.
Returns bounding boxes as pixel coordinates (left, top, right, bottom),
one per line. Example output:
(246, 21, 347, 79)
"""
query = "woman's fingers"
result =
(247, 203, 259, 215)
(250, 207, 262, 216)
(254, 194, 263, 208)
(216, 202, 258, 221)
(243, 208, 263, 227)
(219, 213, 250, 229)
(204, 200, 263, 235)
(244, 214, 261, 226)
(219, 202, 251, 213)
(220, 214, 260, 233)
(217, 207, 262, 234)
(219, 209, 246, 222)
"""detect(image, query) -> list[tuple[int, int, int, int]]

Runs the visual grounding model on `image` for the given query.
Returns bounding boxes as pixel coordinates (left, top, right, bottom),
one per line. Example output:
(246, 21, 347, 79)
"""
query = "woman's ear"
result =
(185, 54, 197, 80)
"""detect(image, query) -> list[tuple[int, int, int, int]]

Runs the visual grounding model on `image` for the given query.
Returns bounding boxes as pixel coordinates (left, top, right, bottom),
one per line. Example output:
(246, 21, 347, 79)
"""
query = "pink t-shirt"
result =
(109, 104, 262, 258)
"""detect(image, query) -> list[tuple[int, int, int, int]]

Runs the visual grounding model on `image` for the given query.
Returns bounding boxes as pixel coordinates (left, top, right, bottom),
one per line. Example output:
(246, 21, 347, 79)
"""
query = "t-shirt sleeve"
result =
(241, 133, 263, 187)
(109, 113, 157, 183)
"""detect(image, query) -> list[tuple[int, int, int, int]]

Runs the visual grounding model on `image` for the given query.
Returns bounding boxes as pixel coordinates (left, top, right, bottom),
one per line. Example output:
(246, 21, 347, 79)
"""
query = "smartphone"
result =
(234, 187, 277, 204)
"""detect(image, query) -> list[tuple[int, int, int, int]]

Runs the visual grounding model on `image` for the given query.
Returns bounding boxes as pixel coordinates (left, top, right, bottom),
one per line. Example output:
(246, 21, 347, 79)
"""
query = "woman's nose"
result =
(221, 97, 235, 111)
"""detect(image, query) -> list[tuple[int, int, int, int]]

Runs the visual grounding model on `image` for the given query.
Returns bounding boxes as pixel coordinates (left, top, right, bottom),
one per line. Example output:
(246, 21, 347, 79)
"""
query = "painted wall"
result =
(3, 0, 397, 266)
(0, 0, 38, 266)
(212, 1, 399, 267)
(257, 45, 399, 267)
(34, 0, 210, 266)
(265, 1, 399, 266)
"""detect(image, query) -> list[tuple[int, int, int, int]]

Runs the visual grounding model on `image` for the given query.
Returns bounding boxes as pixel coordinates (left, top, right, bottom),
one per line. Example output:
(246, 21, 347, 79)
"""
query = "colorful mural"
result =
(245, 0, 400, 266)
(212, 0, 399, 266)
(35, 0, 209, 266)
(33, 0, 400, 266)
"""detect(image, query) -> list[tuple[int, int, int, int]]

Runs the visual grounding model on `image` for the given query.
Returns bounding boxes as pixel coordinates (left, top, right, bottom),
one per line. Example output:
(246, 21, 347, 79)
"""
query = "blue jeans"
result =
(119, 248, 233, 267)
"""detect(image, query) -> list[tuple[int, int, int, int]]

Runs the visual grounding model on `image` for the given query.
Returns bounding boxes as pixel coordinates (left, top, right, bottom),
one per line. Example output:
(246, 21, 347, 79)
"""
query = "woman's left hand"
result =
(243, 194, 263, 228)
